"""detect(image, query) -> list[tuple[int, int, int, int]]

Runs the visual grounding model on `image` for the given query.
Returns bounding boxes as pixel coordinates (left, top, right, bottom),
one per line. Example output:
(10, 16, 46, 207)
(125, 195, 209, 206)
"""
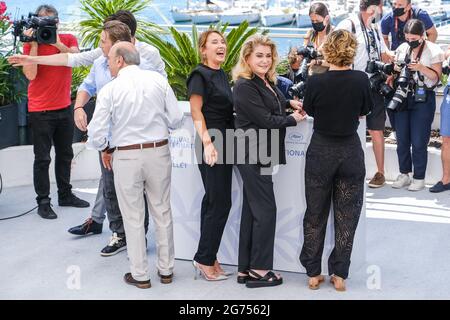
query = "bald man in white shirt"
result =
(87, 42, 183, 288)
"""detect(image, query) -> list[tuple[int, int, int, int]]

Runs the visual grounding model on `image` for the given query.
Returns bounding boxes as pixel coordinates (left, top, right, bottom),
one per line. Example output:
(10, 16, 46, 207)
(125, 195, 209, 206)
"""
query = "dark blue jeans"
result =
(29, 107, 74, 204)
(394, 92, 436, 180)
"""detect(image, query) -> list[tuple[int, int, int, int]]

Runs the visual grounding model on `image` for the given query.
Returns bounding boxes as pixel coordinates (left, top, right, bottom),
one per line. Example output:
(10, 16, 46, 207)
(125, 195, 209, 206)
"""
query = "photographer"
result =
(430, 50, 450, 193)
(302, 2, 333, 75)
(300, 29, 371, 292)
(280, 47, 302, 84)
(337, 0, 390, 188)
(390, 19, 443, 191)
(381, 0, 437, 51)
(23, 5, 88, 219)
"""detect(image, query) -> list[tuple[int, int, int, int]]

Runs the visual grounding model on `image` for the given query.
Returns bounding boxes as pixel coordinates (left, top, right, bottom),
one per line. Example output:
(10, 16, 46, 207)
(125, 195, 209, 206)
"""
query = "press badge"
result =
(414, 85, 426, 103)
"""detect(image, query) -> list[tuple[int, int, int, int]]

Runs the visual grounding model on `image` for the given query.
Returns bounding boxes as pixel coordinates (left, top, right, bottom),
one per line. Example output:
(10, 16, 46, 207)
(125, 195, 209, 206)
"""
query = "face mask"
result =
(393, 7, 405, 17)
(312, 21, 326, 32)
(408, 39, 422, 49)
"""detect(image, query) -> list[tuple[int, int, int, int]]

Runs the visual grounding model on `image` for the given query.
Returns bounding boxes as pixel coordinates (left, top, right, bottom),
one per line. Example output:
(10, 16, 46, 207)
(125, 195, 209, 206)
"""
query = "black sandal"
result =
(237, 271, 251, 284)
(245, 270, 283, 288)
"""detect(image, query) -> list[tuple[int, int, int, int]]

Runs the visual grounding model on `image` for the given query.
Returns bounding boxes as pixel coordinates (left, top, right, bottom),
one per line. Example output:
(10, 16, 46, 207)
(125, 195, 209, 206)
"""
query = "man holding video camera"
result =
(22, 5, 89, 219)
(337, 0, 391, 188)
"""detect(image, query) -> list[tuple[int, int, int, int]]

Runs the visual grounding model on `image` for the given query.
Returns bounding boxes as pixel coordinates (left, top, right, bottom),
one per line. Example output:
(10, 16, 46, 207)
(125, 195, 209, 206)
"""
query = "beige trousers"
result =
(112, 145, 174, 281)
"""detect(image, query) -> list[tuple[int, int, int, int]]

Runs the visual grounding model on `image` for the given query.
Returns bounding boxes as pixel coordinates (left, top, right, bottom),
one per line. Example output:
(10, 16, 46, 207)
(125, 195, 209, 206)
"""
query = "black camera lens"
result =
(39, 28, 52, 41)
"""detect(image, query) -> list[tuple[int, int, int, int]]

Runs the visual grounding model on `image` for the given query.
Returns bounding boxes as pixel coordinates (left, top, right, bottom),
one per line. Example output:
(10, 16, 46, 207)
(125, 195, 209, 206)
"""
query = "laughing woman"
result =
(187, 30, 235, 281)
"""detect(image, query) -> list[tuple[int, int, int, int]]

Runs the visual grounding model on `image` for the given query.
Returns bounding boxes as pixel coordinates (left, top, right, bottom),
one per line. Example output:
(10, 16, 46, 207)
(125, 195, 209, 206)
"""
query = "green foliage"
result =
(78, 0, 163, 48)
(144, 21, 268, 100)
(71, 66, 91, 100)
(0, 4, 25, 106)
(276, 58, 289, 76)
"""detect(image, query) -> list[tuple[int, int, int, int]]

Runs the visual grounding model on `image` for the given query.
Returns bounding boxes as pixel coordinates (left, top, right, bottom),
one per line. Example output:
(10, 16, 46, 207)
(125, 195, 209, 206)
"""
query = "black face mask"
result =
(393, 7, 406, 17)
(408, 39, 422, 49)
(312, 22, 326, 32)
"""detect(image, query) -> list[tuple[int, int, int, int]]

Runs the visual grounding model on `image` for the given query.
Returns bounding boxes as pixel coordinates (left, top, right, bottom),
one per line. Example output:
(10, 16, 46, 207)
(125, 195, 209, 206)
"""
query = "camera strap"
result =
(359, 14, 381, 61)
(414, 41, 439, 90)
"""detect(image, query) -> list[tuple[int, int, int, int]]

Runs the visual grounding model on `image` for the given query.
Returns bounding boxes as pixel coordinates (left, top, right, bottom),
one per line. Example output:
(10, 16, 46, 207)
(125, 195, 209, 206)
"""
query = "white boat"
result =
(171, 0, 225, 23)
(260, 1, 298, 27)
(219, 8, 261, 25)
(191, 11, 221, 24)
(296, 6, 311, 28)
(261, 7, 297, 26)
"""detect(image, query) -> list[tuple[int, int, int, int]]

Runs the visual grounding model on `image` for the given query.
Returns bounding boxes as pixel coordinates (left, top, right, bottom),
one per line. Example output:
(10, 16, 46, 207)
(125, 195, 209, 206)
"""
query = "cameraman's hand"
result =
(289, 99, 303, 111)
(74, 108, 88, 131)
(24, 28, 37, 46)
(386, 75, 394, 88)
(290, 110, 307, 123)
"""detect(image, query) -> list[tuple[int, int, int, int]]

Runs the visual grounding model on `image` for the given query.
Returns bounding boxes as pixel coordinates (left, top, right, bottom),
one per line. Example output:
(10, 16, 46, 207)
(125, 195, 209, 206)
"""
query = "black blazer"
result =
(233, 76, 297, 167)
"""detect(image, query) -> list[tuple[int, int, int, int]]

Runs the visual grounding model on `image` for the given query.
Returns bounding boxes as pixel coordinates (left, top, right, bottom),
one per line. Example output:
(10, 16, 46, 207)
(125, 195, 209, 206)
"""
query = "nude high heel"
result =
(330, 275, 346, 292)
(192, 261, 228, 281)
(308, 275, 325, 290)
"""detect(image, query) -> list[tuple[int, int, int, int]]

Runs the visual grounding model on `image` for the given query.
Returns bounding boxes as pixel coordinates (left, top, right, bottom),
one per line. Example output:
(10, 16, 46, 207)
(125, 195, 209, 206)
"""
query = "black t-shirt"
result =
(187, 64, 234, 129)
(303, 70, 372, 137)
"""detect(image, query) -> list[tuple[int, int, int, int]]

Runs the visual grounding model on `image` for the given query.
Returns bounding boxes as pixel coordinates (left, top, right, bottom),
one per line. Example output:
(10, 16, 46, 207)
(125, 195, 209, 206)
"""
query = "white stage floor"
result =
(1, 179, 450, 300)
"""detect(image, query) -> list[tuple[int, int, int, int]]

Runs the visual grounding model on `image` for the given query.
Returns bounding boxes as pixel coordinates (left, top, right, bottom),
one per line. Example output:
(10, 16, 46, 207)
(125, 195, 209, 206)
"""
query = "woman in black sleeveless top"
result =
(187, 30, 234, 281)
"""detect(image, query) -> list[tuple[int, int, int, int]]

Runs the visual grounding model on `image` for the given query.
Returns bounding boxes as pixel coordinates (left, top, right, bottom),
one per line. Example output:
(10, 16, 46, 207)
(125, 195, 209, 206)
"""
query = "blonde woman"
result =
(300, 30, 372, 292)
(187, 30, 234, 281)
(232, 34, 304, 288)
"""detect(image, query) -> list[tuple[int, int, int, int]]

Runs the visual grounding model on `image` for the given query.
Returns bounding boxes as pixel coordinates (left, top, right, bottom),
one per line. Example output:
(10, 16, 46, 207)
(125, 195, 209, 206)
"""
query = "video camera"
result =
(366, 60, 395, 97)
(12, 13, 58, 44)
(288, 45, 319, 99)
(387, 53, 413, 111)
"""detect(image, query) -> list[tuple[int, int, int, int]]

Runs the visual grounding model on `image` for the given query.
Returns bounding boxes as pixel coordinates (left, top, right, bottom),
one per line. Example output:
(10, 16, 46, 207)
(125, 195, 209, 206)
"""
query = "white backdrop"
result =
(169, 102, 366, 274)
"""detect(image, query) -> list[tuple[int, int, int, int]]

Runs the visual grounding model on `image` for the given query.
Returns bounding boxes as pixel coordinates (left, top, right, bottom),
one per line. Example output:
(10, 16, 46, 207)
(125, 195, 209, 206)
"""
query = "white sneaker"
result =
(408, 179, 425, 191)
(392, 174, 411, 189)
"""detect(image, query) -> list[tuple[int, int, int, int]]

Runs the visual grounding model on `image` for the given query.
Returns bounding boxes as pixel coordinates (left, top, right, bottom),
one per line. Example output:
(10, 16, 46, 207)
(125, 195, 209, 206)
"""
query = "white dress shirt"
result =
(86, 65, 183, 150)
(67, 40, 167, 78)
(336, 15, 387, 74)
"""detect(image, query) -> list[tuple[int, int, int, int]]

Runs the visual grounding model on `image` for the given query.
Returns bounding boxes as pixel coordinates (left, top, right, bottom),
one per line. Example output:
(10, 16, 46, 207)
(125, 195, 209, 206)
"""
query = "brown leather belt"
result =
(116, 139, 168, 151)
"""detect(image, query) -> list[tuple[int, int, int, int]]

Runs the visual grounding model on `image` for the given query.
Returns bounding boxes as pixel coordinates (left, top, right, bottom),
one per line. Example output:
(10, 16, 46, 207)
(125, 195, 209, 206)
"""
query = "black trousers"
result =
(237, 164, 277, 272)
(98, 152, 149, 236)
(29, 107, 74, 204)
(300, 132, 365, 279)
(193, 162, 233, 265)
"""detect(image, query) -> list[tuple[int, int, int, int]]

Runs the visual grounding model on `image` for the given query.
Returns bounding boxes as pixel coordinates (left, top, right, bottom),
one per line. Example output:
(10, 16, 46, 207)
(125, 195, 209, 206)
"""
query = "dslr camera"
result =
(366, 60, 395, 97)
(13, 13, 58, 44)
(288, 45, 319, 99)
(387, 54, 413, 111)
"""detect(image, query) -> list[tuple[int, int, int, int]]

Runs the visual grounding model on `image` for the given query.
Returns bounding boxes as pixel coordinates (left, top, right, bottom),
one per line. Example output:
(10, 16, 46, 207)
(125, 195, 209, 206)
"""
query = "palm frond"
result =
(78, 0, 162, 48)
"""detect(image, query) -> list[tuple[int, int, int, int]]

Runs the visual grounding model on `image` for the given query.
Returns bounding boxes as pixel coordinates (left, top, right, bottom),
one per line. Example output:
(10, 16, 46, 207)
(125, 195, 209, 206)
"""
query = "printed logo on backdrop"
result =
(170, 127, 196, 169)
(286, 132, 306, 145)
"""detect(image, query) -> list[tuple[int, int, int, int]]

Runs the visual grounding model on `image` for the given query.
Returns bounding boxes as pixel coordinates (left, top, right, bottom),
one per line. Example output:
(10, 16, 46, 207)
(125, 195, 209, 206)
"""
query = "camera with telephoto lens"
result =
(387, 54, 413, 111)
(12, 13, 58, 44)
(288, 45, 319, 99)
(366, 60, 395, 97)
(288, 81, 306, 100)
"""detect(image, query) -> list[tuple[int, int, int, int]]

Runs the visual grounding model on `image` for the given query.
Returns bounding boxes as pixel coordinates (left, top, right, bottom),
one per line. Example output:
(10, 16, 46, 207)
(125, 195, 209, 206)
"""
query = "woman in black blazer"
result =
(232, 34, 304, 288)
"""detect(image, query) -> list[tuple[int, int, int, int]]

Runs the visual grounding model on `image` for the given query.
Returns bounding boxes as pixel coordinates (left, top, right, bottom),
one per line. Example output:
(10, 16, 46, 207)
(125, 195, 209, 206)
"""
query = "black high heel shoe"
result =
(237, 271, 251, 284)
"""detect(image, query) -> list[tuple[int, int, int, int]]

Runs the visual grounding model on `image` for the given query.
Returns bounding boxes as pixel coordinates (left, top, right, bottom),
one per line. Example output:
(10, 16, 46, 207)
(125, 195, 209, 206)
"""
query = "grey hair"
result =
(35, 4, 59, 17)
(115, 45, 140, 65)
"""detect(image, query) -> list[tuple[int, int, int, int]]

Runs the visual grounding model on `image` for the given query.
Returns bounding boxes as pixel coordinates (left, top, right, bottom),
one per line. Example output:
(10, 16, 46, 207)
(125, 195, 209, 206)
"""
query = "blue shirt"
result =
(276, 76, 293, 99)
(381, 7, 434, 50)
(78, 56, 111, 97)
